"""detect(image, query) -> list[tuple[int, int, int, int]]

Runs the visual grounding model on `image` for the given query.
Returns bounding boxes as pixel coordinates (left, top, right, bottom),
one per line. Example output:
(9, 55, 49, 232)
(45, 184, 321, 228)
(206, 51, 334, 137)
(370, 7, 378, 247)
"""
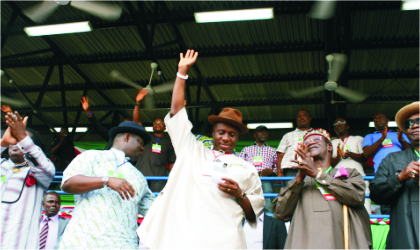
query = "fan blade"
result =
(152, 81, 175, 93)
(22, 1, 60, 23)
(1, 96, 29, 107)
(308, 1, 337, 20)
(110, 70, 143, 90)
(328, 53, 348, 82)
(70, 1, 122, 21)
(334, 86, 368, 103)
(144, 95, 156, 110)
(290, 86, 325, 98)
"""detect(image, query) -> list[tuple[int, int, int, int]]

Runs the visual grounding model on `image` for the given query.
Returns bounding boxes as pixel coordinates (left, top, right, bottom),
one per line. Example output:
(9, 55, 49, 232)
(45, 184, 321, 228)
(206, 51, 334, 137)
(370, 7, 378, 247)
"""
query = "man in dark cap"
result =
(370, 101, 419, 249)
(138, 50, 264, 249)
(1, 112, 55, 249)
(240, 125, 278, 213)
(57, 121, 155, 249)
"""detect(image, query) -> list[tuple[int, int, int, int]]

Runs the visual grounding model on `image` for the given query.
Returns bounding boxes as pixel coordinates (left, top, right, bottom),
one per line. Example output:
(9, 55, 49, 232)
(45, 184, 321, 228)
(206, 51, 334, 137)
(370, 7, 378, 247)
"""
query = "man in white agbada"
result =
(137, 50, 264, 249)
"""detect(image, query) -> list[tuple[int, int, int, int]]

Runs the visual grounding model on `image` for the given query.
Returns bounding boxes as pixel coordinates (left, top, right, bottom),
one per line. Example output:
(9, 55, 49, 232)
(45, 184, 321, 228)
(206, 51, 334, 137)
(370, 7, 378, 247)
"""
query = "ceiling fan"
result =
(308, 1, 337, 20)
(290, 53, 368, 104)
(22, 0, 122, 23)
(110, 63, 174, 110)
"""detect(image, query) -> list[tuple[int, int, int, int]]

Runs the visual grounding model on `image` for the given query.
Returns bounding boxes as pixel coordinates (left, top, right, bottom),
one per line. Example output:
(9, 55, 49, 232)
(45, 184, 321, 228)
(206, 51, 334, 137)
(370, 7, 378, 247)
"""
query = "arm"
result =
(88, 114, 110, 141)
(133, 89, 148, 125)
(363, 131, 386, 159)
(168, 163, 174, 172)
(170, 50, 198, 117)
(50, 138, 63, 154)
(80, 96, 92, 118)
(399, 132, 412, 150)
(348, 152, 365, 162)
(272, 179, 304, 222)
(276, 153, 285, 176)
(331, 144, 343, 167)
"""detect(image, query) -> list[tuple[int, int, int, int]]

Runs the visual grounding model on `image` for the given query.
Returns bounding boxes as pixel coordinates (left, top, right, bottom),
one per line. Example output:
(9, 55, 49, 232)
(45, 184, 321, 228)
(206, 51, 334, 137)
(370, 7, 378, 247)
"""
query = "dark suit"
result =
(263, 214, 287, 249)
(243, 214, 287, 249)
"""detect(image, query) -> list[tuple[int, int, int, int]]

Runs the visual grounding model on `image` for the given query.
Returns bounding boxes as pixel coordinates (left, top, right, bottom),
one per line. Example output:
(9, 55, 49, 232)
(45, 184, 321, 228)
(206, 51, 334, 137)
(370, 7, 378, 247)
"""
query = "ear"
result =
(124, 133, 130, 142)
(327, 143, 333, 152)
(254, 133, 257, 139)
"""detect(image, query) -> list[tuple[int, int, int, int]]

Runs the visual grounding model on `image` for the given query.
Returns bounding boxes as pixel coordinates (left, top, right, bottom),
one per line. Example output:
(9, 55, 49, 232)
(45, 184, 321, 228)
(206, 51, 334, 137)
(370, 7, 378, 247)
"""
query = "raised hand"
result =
(291, 143, 318, 178)
(2, 112, 28, 146)
(398, 161, 419, 182)
(178, 49, 198, 70)
(136, 89, 149, 103)
(80, 96, 91, 113)
(381, 125, 388, 139)
(1, 105, 12, 113)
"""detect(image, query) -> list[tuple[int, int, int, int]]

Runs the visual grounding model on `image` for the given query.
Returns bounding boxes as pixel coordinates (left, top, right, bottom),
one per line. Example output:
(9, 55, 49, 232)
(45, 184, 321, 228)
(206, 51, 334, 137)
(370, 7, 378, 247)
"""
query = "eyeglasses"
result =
(153, 121, 164, 125)
(303, 136, 323, 146)
(333, 121, 346, 126)
(405, 118, 419, 129)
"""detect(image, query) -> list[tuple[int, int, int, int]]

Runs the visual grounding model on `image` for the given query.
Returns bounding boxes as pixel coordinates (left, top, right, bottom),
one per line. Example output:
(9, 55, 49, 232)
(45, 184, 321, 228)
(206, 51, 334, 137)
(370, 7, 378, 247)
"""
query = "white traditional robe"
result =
(138, 108, 264, 249)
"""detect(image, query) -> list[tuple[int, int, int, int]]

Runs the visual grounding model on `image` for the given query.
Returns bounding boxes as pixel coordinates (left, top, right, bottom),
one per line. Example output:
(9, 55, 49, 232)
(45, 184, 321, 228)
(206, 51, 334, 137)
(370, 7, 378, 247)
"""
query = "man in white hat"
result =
(138, 50, 264, 249)
(370, 101, 419, 249)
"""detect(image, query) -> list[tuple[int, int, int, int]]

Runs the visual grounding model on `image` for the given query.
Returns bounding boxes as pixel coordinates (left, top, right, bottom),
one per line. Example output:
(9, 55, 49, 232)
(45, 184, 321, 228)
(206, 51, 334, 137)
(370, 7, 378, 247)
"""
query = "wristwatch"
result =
(102, 176, 110, 188)
(236, 192, 246, 202)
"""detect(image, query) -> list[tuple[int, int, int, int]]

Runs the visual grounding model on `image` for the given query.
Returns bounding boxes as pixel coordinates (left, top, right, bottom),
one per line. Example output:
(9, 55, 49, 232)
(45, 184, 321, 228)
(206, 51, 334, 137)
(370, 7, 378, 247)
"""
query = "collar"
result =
(373, 130, 395, 134)
(259, 212, 264, 222)
(253, 142, 268, 147)
(42, 213, 59, 222)
(110, 148, 130, 162)
(295, 127, 312, 132)
(8, 159, 28, 168)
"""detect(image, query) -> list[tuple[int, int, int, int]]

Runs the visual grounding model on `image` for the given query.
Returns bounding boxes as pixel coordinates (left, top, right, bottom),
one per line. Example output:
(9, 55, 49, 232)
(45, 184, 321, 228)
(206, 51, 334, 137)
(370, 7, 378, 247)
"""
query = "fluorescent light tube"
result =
(195, 8, 274, 23)
(54, 127, 88, 133)
(145, 127, 168, 132)
(402, 0, 420, 10)
(247, 123, 294, 129)
(369, 122, 398, 128)
(24, 21, 92, 37)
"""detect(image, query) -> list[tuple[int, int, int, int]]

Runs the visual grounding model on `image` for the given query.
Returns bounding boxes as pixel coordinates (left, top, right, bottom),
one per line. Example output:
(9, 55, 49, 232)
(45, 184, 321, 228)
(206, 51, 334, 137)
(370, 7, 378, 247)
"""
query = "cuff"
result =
(315, 172, 334, 186)
(16, 136, 36, 153)
(1, 146, 7, 153)
(388, 173, 403, 191)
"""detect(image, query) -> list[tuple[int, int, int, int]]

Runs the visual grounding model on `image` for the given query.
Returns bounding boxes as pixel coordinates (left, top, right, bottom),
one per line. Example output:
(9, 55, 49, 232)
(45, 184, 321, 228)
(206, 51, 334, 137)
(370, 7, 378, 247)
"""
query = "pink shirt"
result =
(39, 214, 59, 249)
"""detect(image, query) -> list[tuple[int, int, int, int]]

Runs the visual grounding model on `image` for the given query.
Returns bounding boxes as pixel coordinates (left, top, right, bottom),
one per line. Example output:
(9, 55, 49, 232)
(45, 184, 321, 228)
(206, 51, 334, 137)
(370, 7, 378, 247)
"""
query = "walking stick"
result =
(343, 204, 349, 249)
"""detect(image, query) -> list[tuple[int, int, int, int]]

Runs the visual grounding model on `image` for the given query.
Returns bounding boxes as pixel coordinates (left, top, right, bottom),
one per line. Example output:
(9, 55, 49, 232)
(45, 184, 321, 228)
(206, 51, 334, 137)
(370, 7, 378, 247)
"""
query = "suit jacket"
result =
(58, 217, 70, 240)
(263, 214, 287, 250)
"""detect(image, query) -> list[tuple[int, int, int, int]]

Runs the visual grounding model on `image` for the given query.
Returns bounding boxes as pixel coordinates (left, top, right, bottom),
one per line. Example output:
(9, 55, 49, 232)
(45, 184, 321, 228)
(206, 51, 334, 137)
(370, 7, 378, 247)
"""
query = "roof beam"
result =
(3, 38, 418, 69)
(15, 96, 419, 113)
(2, 70, 417, 94)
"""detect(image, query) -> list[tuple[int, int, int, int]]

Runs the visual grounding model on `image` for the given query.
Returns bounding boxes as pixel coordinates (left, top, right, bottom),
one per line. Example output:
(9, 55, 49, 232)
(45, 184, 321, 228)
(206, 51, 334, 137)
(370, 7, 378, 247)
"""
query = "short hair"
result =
(373, 113, 388, 120)
(25, 127, 43, 148)
(43, 191, 61, 202)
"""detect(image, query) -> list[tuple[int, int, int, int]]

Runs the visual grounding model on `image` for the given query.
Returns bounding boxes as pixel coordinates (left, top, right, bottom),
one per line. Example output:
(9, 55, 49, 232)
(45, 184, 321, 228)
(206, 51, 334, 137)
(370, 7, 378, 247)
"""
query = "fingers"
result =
(412, 161, 419, 166)
(14, 111, 22, 123)
(294, 148, 306, 160)
(180, 52, 184, 60)
(220, 177, 236, 185)
(125, 182, 136, 197)
(192, 51, 198, 61)
(22, 116, 28, 125)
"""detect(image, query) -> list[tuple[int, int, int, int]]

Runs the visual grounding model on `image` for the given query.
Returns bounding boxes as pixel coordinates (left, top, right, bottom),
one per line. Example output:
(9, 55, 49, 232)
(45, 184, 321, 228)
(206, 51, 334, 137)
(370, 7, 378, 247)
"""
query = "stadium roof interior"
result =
(1, 1, 419, 143)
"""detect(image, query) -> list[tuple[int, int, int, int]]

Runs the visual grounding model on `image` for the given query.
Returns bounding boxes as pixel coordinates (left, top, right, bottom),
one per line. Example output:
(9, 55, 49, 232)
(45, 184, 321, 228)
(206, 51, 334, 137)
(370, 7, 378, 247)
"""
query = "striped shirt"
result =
(1, 136, 55, 249)
(239, 142, 278, 173)
(57, 148, 155, 249)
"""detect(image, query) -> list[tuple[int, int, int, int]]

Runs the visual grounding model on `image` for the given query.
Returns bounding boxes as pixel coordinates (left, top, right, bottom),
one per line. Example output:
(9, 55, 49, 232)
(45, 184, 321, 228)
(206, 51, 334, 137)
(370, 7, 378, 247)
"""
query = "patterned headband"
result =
(303, 128, 332, 144)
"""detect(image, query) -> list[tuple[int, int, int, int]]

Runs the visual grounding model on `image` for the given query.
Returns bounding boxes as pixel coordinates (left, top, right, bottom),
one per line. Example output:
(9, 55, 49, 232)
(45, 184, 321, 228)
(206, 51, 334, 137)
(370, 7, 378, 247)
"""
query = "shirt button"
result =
(322, 180, 326, 184)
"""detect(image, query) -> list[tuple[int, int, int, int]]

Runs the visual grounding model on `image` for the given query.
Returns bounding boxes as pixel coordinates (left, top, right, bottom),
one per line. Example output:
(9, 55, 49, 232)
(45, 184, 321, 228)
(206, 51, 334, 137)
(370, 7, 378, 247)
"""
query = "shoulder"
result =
(385, 149, 408, 160)
(283, 130, 296, 137)
(242, 145, 253, 151)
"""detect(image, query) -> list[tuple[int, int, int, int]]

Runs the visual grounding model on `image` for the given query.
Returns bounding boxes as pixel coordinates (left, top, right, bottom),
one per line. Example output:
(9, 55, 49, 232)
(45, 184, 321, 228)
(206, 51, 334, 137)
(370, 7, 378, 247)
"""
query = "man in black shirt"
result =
(135, 118, 176, 192)
(50, 127, 76, 172)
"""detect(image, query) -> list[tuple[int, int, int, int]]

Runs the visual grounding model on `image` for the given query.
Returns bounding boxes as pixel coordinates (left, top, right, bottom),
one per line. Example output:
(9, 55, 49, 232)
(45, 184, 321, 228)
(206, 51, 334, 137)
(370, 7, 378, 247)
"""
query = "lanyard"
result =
(255, 143, 265, 156)
(155, 136, 163, 145)
(315, 166, 333, 186)
(414, 149, 420, 159)
(212, 150, 232, 161)
(111, 150, 128, 169)
(341, 136, 349, 146)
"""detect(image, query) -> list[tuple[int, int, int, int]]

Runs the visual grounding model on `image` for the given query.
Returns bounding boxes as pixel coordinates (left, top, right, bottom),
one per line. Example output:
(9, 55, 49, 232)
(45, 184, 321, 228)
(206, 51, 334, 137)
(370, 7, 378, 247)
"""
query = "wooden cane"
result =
(343, 204, 349, 249)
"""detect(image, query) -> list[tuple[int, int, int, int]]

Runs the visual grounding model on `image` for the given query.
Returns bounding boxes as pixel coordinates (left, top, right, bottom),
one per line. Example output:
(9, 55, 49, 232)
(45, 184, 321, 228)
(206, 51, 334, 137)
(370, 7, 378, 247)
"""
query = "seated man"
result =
(243, 212, 287, 250)
(272, 128, 372, 249)
(39, 192, 70, 249)
(1, 112, 55, 249)
(57, 121, 155, 249)
(138, 50, 264, 249)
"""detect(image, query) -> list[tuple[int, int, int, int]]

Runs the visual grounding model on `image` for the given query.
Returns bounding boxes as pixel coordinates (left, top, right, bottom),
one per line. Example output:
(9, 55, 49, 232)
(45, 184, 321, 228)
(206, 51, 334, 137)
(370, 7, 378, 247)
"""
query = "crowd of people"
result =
(0, 50, 418, 249)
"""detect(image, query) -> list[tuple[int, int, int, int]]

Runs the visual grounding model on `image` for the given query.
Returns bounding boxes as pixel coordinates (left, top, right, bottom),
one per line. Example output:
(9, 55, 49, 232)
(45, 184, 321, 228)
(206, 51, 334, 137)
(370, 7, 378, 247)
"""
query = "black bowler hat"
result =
(109, 121, 151, 146)
(256, 125, 268, 132)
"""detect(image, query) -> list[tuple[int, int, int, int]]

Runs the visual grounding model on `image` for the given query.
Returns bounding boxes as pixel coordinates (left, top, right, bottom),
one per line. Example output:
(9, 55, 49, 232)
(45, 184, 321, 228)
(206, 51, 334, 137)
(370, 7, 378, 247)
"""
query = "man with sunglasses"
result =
(272, 128, 372, 249)
(135, 118, 176, 192)
(362, 113, 411, 173)
(331, 118, 370, 213)
(370, 102, 419, 249)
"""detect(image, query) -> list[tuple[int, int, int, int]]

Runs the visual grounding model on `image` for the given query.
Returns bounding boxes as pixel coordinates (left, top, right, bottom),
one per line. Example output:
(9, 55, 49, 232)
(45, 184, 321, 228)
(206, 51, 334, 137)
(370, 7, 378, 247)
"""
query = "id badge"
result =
(382, 139, 393, 148)
(108, 170, 124, 179)
(298, 138, 303, 145)
(253, 156, 263, 166)
(152, 144, 162, 153)
(344, 145, 351, 152)
(211, 162, 229, 185)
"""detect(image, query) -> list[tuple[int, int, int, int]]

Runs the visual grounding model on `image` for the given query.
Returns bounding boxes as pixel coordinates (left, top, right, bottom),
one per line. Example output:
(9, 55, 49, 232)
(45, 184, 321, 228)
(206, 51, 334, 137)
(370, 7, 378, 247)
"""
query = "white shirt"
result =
(243, 212, 264, 250)
(138, 108, 264, 249)
(332, 136, 365, 175)
(276, 128, 312, 169)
